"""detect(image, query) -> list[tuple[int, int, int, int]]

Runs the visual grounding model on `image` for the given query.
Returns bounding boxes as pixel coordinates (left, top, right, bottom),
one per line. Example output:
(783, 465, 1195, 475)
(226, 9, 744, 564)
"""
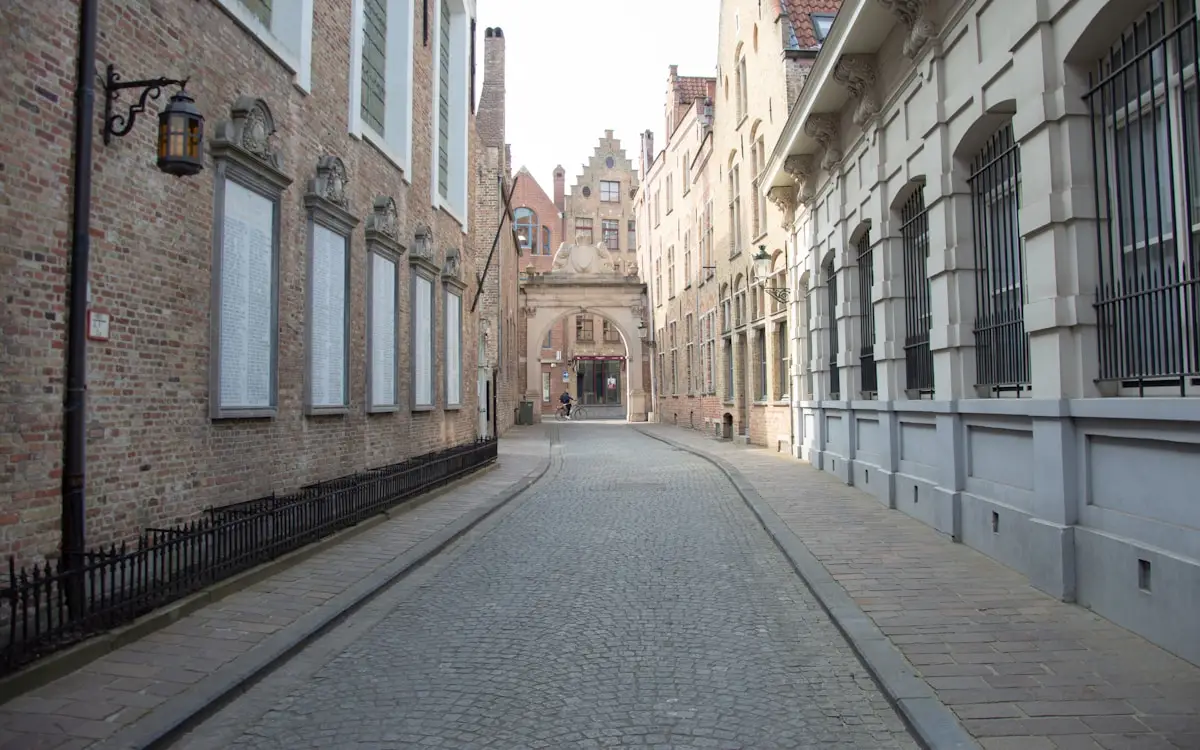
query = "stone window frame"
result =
(208, 97, 293, 421)
(410, 240, 441, 411)
(364, 196, 405, 414)
(600, 180, 621, 203)
(302, 156, 359, 416)
(349, 0, 416, 175)
(213, 0, 315, 92)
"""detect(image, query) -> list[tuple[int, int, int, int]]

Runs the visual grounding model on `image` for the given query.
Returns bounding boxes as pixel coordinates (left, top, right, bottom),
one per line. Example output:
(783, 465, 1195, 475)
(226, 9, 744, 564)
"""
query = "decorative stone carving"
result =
(442, 248, 463, 287)
(310, 155, 349, 207)
(783, 154, 818, 205)
(630, 303, 645, 321)
(209, 97, 289, 188)
(548, 242, 617, 275)
(365, 196, 400, 241)
(767, 186, 798, 227)
(804, 114, 842, 172)
(876, 0, 937, 59)
(412, 224, 434, 259)
(833, 54, 880, 127)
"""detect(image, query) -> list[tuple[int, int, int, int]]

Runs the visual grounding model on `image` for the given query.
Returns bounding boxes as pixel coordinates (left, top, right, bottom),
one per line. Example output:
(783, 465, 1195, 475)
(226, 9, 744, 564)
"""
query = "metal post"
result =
(63, 0, 99, 615)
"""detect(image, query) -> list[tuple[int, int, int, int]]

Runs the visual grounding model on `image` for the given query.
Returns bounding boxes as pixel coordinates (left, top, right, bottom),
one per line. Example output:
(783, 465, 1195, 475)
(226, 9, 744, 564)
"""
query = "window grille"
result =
(901, 186, 934, 395)
(825, 258, 840, 399)
(1087, 0, 1200, 395)
(969, 123, 1030, 393)
(856, 231, 878, 395)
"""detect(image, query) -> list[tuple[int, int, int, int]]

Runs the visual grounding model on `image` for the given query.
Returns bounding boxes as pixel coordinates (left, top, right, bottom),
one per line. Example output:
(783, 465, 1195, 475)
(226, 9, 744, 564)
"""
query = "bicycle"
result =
(554, 403, 587, 421)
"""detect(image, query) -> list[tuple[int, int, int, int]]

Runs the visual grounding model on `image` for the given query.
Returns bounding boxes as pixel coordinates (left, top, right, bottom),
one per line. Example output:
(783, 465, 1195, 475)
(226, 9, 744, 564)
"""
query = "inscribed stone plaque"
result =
(370, 253, 397, 408)
(446, 291, 461, 405)
(219, 181, 274, 410)
(310, 224, 348, 408)
(414, 275, 433, 407)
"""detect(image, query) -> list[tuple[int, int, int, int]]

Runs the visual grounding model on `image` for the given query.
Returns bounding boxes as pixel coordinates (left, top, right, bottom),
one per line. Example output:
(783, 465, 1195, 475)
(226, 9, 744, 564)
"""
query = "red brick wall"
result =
(0, 0, 487, 565)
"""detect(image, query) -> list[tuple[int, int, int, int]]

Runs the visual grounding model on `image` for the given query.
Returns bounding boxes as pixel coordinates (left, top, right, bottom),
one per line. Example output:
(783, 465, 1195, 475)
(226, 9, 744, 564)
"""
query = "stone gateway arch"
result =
(522, 242, 649, 422)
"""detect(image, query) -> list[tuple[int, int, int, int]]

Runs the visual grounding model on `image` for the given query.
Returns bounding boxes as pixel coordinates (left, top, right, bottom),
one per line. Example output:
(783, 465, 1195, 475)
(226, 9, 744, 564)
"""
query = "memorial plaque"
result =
(370, 253, 397, 408)
(414, 275, 433, 407)
(219, 181, 275, 410)
(310, 224, 348, 409)
(446, 291, 461, 405)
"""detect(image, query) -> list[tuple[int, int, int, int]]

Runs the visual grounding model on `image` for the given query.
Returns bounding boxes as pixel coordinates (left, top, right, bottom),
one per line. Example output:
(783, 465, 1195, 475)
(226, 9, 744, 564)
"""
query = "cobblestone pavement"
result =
(0, 427, 551, 750)
(640, 425, 1200, 750)
(175, 424, 917, 749)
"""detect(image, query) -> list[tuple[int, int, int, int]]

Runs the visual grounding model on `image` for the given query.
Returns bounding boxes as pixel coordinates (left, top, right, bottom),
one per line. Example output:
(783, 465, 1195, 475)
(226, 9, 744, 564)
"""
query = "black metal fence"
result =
(856, 230, 878, 396)
(969, 122, 1031, 394)
(901, 185, 935, 396)
(1, 438, 497, 676)
(1087, 0, 1200, 396)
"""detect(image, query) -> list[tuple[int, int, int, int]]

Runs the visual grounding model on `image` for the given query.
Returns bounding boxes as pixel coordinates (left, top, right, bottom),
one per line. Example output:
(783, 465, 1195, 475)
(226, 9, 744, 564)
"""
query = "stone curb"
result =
(88, 437, 555, 750)
(637, 428, 980, 750)
(0, 462, 499, 705)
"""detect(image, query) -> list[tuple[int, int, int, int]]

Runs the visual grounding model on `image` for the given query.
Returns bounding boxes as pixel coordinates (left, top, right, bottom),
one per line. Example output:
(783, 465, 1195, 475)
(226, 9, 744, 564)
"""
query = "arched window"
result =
(899, 183, 934, 396)
(855, 228, 878, 396)
(514, 208, 537, 252)
(824, 255, 840, 400)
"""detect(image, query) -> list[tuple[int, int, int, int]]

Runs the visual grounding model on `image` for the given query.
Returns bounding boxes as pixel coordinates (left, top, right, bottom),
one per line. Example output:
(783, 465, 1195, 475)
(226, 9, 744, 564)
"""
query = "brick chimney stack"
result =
(553, 166, 565, 212)
(477, 27, 505, 149)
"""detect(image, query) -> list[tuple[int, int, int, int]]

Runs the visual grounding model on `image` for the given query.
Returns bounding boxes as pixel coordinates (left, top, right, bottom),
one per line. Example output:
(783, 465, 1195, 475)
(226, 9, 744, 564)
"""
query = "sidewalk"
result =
(0, 426, 553, 750)
(641, 425, 1200, 750)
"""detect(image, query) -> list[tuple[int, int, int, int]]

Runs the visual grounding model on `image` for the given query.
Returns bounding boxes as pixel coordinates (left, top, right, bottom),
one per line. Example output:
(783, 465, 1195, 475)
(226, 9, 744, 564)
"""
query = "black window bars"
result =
(1087, 0, 1200, 396)
(901, 186, 935, 396)
(856, 230, 878, 396)
(825, 258, 840, 399)
(969, 123, 1031, 394)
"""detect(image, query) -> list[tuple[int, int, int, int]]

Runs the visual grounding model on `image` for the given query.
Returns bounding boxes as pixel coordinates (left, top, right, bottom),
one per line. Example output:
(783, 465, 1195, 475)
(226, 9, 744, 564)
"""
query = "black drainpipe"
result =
(63, 0, 99, 609)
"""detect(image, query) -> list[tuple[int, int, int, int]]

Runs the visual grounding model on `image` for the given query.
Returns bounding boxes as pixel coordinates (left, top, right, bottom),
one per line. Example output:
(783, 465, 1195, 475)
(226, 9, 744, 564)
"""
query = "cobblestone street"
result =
(173, 424, 915, 749)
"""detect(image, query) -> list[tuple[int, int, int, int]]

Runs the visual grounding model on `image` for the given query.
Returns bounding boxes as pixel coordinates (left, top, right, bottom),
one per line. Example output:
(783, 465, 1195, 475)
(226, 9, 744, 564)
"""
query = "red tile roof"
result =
(675, 75, 714, 105)
(782, 0, 843, 50)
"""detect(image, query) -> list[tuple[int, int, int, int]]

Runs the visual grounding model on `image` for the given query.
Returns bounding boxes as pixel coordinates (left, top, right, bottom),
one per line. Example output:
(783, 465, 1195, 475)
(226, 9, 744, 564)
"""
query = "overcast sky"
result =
(474, 0, 721, 192)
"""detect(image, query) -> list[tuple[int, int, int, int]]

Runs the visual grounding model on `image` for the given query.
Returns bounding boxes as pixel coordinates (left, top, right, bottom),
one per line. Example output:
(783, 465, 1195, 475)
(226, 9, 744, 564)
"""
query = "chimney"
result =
(553, 166, 565, 212)
(477, 27, 506, 148)
(642, 129, 655, 173)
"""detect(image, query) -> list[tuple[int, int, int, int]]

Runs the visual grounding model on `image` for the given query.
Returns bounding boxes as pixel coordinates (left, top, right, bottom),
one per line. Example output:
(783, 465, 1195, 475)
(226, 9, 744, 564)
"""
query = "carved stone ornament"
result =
(876, 0, 937, 59)
(804, 114, 843, 172)
(365, 195, 400, 242)
(442, 248, 461, 279)
(233, 97, 278, 166)
(310, 155, 349, 208)
(833, 54, 881, 127)
(767, 186, 798, 227)
(783, 154, 818, 205)
(412, 224, 434, 259)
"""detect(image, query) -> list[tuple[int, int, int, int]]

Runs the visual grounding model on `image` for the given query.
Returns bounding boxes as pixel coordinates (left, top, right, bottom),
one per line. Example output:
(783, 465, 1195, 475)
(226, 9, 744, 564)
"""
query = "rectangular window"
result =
(603, 320, 621, 343)
(368, 252, 399, 411)
(602, 219, 620, 250)
(628, 219, 636, 250)
(729, 165, 742, 254)
(600, 180, 621, 202)
(775, 320, 789, 400)
(755, 327, 768, 401)
(213, 178, 278, 418)
(811, 12, 835, 42)
(670, 321, 678, 393)
(754, 138, 768, 239)
(307, 222, 350, 413)
(543, 329, 553, 349)
(825, 258, 840, 399)
(737, 57, 748, 120)
(352, 0, 414, 170)
(969, 123, 1029, 393)
(654, 191, 661, 226)
(685, 314, 694, 393)
(1087, 0, 1199, 395)
(216, 0, 314, 90)
(432, 0, 469, 220)
(575, 217, 594, 244)
(901, 186, 934, 395)
(576, 316, 594, 343)
(666, 175, 674, 213)
(655, 258, 662, 303)
(437, 0, 452, 198)
(682, 151, 691, 194)
(542, 372, 551, 402)
(683, 231, 692, 288)
(413, 274, 434, 408)
(856, 231, 878, 396)
(704, 200, 714, 271)
(724, 337, 734, 399)
(667, 246, 676, 298)
(445, 289, 462, 407)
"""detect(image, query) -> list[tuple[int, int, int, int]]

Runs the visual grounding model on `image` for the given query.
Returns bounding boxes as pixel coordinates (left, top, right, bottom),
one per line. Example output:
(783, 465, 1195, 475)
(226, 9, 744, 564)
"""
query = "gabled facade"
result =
(764, 0, 1200, 666)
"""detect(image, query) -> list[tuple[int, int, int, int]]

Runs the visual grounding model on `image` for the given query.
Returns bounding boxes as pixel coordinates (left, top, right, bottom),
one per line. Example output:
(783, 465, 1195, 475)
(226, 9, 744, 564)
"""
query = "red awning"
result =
(573, 355, 625, 361)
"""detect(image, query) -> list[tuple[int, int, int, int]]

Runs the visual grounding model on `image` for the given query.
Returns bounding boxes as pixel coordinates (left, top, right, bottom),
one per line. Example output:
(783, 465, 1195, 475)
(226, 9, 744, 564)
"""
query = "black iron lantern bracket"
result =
(101, 63, 188, 145)
(763, 286, 790, 304)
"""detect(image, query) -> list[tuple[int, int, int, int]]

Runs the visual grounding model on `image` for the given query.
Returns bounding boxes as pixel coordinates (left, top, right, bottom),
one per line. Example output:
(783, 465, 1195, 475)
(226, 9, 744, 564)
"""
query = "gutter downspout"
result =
(63, 0, 99, 613)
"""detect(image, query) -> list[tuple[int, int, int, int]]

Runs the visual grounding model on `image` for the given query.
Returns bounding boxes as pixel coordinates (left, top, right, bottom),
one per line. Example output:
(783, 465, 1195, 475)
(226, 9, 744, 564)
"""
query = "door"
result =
(477, 334, 489, 437)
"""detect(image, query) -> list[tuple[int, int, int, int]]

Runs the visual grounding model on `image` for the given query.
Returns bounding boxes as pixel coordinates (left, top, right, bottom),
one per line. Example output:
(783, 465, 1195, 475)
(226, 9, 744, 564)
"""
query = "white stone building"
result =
(762, 0, 1200, 666)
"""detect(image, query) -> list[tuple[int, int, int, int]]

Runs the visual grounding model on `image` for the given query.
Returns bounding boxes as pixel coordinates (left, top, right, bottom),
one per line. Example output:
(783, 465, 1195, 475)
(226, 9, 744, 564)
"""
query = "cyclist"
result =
(558, 389, 575, 419)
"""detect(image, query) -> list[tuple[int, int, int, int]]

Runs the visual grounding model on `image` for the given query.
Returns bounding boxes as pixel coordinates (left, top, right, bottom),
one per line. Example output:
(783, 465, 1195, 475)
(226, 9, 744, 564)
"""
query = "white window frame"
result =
(213, 0, 314, 92)
(444, 287, 463, 408)
(430, 0, 475, 229)
(348, 0, 415, 177)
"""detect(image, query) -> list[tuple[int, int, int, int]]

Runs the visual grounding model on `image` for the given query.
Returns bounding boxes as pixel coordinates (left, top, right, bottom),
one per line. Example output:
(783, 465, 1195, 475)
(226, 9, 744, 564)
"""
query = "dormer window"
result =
(811, 13, 835, 43)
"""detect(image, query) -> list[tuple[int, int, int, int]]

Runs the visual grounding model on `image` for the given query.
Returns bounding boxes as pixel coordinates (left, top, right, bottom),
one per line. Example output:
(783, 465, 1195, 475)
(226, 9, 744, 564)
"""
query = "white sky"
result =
(474, 0, 721, 192)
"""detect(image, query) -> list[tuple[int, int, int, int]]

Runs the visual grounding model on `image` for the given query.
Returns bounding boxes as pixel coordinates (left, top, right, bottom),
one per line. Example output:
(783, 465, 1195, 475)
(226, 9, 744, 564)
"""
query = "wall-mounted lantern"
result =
(102, 64, 204, 177)
(753, 244, 790, 304)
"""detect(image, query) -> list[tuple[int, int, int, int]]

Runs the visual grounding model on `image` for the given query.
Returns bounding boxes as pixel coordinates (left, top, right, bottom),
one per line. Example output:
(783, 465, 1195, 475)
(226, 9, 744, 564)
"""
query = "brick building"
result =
(638, 0, 831, 444)
(0, 0, 508, 566)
